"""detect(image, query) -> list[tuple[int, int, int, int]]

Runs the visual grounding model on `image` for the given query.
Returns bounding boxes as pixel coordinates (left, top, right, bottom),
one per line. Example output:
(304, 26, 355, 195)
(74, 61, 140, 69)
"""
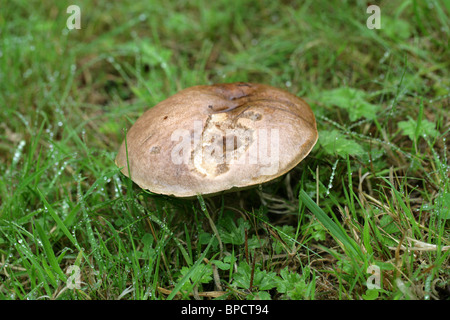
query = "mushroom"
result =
(115, 82, 318, 198)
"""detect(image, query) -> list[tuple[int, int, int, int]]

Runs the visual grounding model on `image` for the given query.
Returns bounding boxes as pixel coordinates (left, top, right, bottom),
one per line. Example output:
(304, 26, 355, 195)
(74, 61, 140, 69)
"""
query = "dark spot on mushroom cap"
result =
(242, 111, 262, 121)
(208, 104, 231, 113)
(150, 146, 161, 154)
(215, 163, 229, 175)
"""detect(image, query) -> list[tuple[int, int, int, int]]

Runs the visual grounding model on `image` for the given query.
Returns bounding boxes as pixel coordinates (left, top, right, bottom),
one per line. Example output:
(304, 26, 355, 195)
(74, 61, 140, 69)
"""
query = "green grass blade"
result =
(36, 188, 80, 250)
(35, 222, 67, 283)
(167, 236, 214, 300)
(299, 190, 362, 259)
(13, 232, 53, 295)
(414, 99, 424, 153)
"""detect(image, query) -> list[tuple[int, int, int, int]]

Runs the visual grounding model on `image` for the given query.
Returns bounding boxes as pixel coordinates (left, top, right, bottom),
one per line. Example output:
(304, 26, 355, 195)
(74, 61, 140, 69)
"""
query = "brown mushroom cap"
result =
(115, 82, 318, 198)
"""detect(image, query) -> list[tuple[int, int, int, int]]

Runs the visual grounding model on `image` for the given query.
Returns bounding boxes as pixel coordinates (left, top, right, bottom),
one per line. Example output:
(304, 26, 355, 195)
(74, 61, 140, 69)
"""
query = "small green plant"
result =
(231, 261, 278, 300)
(177, 263, 213, 292)
(318, 129, 365, 158)
(314, 87, 380, 121)
(398, 117, 440, 142)
(276, 267, 314, 300)
(216, 211, 251, 246)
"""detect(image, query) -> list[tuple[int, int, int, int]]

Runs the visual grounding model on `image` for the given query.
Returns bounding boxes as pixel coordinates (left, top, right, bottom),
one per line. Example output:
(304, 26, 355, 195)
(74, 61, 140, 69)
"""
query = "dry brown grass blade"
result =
(388, 237, 450, 252)
(157, 286, 227, 298)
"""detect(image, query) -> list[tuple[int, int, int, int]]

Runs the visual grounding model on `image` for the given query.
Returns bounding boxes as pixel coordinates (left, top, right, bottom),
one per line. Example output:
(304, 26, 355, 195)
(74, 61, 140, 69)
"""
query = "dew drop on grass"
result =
(12, 140, 26, 167)
(23, 68, 33, 78)
(53, 160, 68, 181)
(326, 159, 339, 196)
(379, 51, 390, 63)
(61, 200, 70, 220)
(114, 174, 123, 198)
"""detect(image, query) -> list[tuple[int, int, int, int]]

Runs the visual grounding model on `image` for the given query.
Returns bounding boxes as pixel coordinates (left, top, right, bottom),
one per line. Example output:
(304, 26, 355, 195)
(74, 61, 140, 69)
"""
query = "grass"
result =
(0, 0, 449, 300)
